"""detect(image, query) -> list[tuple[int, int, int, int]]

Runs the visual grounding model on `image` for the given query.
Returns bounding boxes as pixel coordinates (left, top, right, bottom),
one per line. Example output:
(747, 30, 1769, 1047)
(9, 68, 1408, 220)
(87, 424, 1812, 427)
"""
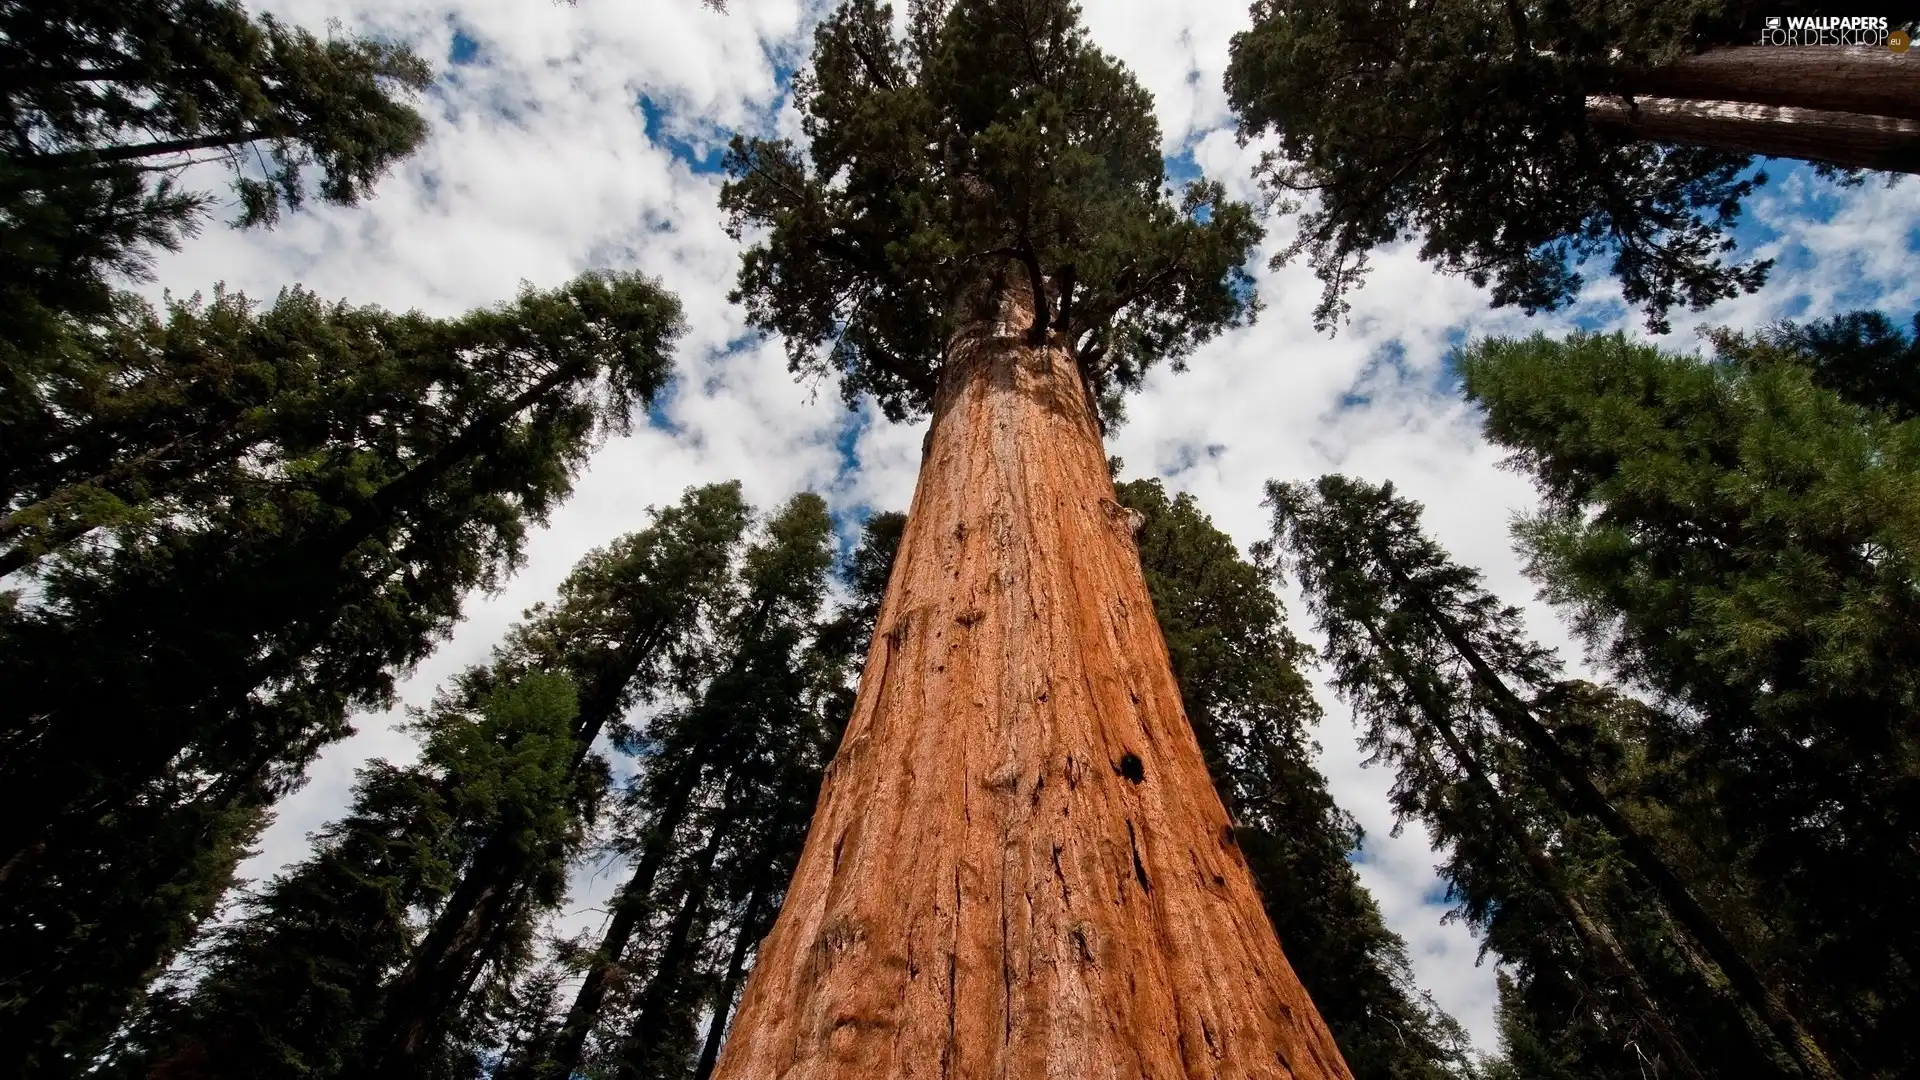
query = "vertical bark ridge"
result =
(711, 273, 1352, 1080)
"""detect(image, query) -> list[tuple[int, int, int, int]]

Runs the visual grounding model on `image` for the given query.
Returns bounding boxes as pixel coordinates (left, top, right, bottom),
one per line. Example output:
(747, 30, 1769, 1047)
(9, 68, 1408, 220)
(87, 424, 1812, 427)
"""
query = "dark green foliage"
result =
(515, 493, 847, 1080)
(814, 510, 906, 678)
(1268, 474, 1790, 1080)
(1116, 478, 1470, 1080)
(720, 0, 1262, 423)
(0, 0, 429, 374)
(1222, 3, 1898, 332)
(5, 284, 448, 577)
(101, 484, 755, 1080)
(360, 483, 753, 1078)
(106, 673, 579, 1080)
(6, 779, 268, 1079)
(1734, 309, 1920, 422)
(71, 486, 895, 1080)
(673, 510, 903, 1080)
(0, 272, 683, 1072)
(1461, 328, 1920, 1076)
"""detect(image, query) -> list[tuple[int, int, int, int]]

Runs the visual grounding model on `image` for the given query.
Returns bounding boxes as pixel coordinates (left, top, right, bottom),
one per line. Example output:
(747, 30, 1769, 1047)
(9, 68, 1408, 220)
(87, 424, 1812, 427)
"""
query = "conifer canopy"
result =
(720, 0, 1264, 422)
(1224, 3, 1913, 332)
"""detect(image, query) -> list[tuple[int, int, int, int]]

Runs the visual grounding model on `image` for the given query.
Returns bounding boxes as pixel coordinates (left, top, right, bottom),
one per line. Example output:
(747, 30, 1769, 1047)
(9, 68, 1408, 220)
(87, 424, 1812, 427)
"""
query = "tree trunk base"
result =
(710, 275, 1352, 1080)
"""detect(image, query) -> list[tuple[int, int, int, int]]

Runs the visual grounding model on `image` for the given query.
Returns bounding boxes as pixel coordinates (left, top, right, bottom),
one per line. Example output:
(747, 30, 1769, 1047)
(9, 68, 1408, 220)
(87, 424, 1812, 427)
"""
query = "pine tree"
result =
(103, 673, 580, 1080)
(0, 271, 684, 1071)
(1116, 478, 1472, 1080)
(5, 285, 435, 578)
(514, 493, 840, 1080)
(0, 0, 429, 326)
(1269, 473, 1847, 1079)
(1461, 328, 1920, 1077)
(1466, 682, 1770, 1080)
(1733, 309, 1920, 421)
(1224, 3, 1918, 331)
(0, 0, 430, 470)
(366, 482, 752, 1075)
(685, 510, 905, 1080)
(713, 1, 1348, 1072)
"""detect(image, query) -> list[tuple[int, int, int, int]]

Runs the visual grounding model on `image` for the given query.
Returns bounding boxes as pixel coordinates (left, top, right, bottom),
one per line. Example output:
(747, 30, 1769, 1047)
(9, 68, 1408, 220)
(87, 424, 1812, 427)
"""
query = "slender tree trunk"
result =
(709, 271, 1351, 1080)
(1586, 95, 1920, 174)
(366, 852, 515, 1073)
(615, 813, 731, 1073)
(8, 128, 276, 174)
(1367, 620, 1708, 1080)
(368, 636, 660, 1079)
(1389, 571, 1844, 1080)
(526, 759, 714, 1080)
(695, 882, 771, 1080)
(1634, 46, 1920, 122)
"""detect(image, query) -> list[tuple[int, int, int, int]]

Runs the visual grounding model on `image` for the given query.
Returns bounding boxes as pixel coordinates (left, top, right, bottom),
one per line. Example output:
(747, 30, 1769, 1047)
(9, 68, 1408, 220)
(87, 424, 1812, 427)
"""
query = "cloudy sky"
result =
(147, 0, 1920, 1055)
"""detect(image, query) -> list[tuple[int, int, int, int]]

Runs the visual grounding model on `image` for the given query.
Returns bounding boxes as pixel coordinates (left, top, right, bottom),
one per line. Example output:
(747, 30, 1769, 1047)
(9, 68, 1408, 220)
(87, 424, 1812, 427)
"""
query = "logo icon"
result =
(1766, 16, 1781, 29)
(1893, 29, 1911, 52)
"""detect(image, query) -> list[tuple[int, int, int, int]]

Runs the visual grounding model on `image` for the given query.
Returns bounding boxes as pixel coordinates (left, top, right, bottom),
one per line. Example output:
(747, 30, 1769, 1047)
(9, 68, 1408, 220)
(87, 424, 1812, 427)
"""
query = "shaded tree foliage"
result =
(1734, 308, 1920, 422)
(0, 271, 683, 1073)
(720, 0, 1263, 424)
(508, 502, 901, 1080)
(1117, 477, 1471, 1080)
(1269, 474, 1828, 1079)
(96, 484, 765, 1080)
(1461, 327, 1920, 1077)
(1225, 2, 1916, 332)
(1, 0, 431, 437)
(107, 673, 581, 1080)
(364, 483, 752, 1077)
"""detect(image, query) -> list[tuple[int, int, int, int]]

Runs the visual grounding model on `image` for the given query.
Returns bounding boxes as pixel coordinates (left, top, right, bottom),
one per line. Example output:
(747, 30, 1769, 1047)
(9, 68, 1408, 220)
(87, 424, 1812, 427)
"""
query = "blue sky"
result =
(145, 0, 1920, 1057)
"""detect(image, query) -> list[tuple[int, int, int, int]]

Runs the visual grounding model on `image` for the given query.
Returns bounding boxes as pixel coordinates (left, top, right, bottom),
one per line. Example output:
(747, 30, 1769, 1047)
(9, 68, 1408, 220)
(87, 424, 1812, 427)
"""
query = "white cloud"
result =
(139, 0, 1920, 1060)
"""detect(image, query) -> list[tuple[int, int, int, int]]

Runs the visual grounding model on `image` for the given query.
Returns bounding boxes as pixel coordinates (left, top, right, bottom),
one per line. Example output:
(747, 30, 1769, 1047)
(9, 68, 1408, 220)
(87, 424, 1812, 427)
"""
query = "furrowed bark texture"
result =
(710, 278, 1352, 1080)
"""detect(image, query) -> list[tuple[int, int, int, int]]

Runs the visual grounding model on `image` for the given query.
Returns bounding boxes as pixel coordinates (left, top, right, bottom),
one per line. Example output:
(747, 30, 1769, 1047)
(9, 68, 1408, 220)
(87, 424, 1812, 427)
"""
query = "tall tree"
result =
(514, 493, 840, 1080)
(0, 271, 683, 1070)
(0, 0, 430, 452)
(686, 510, 905, 1080)
(1117, 478, 1471, 1080)
(1466, 683, 1767, 1080)
(103, 672, 581, 1080)
(1461, 328, 1920, 1077)
(5, 284, 441, 579)
(1270, 473, 1847, 1079)
(711, 1, 1351, 1073)
(365, 482, 752, 1076)
(1225, 3, 1919, 331)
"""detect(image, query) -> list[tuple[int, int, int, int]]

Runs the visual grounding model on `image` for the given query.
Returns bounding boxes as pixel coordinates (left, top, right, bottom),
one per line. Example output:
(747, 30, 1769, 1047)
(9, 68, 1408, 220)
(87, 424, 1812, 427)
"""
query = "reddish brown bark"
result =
(710, 276, 1352, 1080)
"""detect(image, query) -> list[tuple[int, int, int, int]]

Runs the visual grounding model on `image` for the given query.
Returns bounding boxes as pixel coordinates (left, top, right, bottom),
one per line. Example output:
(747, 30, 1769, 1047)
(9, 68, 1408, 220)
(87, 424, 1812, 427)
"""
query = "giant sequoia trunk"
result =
(1590, 46, 1920, 174)
(710, 274, 1351, 1080)
(1634, 46, 1920, 122)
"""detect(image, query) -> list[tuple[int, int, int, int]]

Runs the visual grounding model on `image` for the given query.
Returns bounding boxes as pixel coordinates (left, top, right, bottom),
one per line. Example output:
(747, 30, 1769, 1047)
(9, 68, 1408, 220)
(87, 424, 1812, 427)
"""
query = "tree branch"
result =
(1055, 263, 1077, 336)
(1014, 243, 1049, 344)
(10, 128, 279, 173)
